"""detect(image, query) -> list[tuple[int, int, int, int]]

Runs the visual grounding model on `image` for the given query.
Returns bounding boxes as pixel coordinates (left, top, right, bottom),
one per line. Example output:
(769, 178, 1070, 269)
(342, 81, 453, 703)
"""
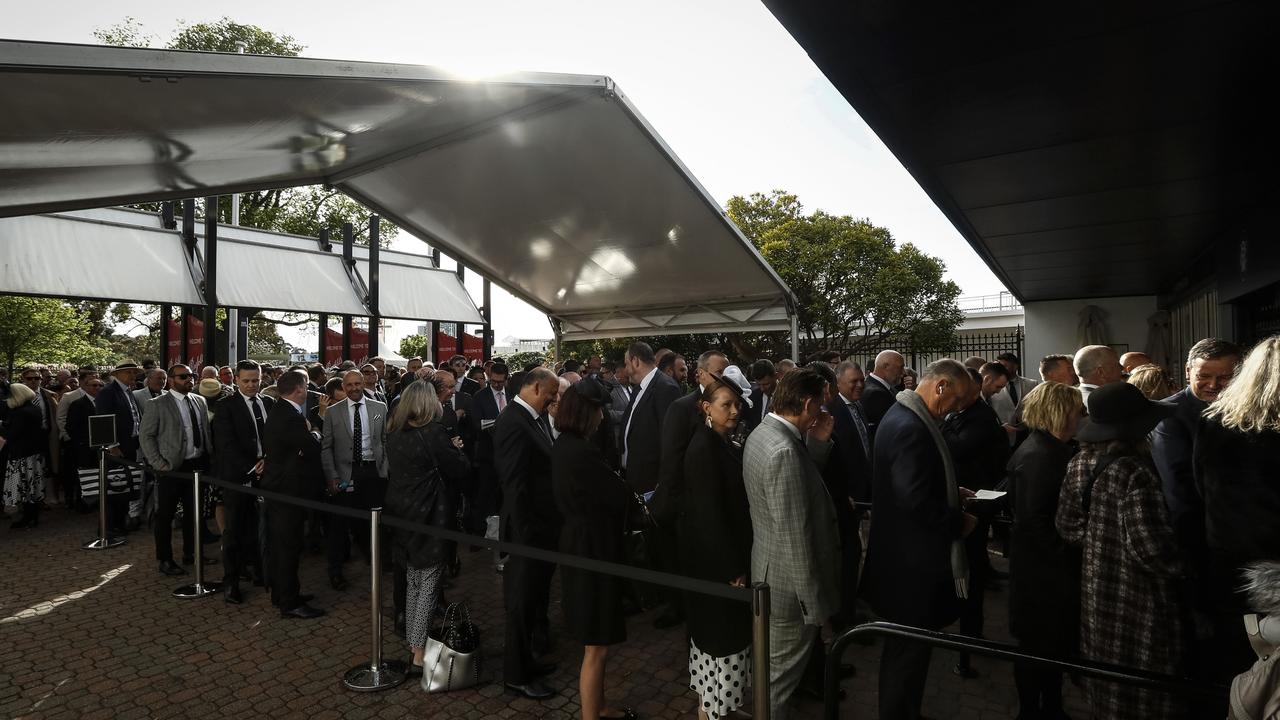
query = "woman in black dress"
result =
(680, 372, 753, 720)
(552, 379, 636, 720)
(2, 381, 47, 529)
(1006, 381, 1083, 720)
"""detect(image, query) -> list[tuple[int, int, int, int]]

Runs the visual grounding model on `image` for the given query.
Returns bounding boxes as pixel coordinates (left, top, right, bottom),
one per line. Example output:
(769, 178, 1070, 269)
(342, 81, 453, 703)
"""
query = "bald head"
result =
(1120, 351, 1154, 373)
(1074, 345, 1123, 387)
(873, 350, 906, 386)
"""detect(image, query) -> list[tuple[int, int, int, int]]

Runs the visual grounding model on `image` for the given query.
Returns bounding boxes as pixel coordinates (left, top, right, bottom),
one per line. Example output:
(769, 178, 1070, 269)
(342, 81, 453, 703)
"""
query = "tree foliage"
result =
(725, 190, 962, 356)
(0, 297, 115, 371)
(398, 334, 430, 360)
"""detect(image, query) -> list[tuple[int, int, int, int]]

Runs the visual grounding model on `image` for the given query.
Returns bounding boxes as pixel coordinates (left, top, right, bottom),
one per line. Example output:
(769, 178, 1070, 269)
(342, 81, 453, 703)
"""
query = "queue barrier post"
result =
(173, 471, 221, 599)
(752, 582, 771, 720)
(344, 507, 407, 691)
(82, 446, 125, 550)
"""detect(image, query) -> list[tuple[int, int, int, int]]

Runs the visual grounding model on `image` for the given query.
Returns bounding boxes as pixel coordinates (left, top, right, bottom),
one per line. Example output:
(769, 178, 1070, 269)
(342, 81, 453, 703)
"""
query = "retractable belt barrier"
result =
(101, 456, 773, 715)
(823, 621, 1230, 720)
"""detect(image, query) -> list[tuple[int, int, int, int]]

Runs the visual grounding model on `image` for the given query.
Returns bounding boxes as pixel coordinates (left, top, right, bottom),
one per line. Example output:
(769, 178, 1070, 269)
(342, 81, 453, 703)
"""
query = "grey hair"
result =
(1073, 345, 1116, 380)
(1241, 561, 1280, 615)
(834, 359, 863, 377)
(921, 358, 969, 385)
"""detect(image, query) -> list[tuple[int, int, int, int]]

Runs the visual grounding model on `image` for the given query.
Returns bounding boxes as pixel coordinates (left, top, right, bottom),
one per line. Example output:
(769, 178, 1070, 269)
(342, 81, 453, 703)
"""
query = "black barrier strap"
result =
(822, 622, 1230, 720)
(107, 456, 750, 603)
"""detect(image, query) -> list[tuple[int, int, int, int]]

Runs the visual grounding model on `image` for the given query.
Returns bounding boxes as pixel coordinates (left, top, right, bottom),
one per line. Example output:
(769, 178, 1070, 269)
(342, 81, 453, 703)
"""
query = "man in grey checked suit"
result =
(743, 367, 840, 718)
(138, 364, 212, 576)
(320, 369, 389, 588)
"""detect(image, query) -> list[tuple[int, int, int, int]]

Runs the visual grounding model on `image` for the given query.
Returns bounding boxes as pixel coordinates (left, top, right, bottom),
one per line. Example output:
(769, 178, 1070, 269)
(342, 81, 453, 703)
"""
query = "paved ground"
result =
(0, 506, 1092, 719)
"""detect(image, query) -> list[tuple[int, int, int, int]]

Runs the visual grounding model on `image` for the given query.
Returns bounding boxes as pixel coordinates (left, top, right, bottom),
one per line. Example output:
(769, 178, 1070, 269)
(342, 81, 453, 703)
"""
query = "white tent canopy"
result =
(0, 207, 484, 323)
(0, 40, 794, 342)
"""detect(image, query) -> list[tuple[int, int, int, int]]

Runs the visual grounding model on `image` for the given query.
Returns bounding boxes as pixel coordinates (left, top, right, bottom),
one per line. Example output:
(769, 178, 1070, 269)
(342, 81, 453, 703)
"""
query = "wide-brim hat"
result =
(1077, 382, 1176, 442)
(574, 377, 612, 407)
(197, 378, 223, 399)
(708, 366, 754, 408)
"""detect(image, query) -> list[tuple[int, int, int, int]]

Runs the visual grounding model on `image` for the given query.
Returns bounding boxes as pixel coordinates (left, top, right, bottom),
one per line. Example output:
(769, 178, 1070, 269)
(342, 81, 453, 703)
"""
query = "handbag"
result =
(421, 602, 481, 693)
(78, 465, 132, 500)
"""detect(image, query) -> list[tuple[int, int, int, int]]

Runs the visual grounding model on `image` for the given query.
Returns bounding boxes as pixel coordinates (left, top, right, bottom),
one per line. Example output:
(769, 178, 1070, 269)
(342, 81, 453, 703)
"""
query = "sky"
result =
(5, 0, 1005, 351)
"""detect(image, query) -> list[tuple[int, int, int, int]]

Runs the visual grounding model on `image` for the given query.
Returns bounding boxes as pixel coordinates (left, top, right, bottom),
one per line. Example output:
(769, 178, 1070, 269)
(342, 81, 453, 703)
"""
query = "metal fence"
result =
(838, 327, 1025, 375)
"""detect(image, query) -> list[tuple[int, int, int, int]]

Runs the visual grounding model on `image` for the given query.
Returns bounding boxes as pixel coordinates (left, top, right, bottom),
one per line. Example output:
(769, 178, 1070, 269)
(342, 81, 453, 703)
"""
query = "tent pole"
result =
(790, 311, 800, 362)
(482, 278, 493, 361)
(318, 313, 328, 364)
(429, 248, 441, 365)
(368, 215, 381, 359)
(455, 261, 466, 358)
(552, 319, 563, 363)
(342, 223, 355, 362)
(203, 196, 218, 371)
(159, 304, 172, 366)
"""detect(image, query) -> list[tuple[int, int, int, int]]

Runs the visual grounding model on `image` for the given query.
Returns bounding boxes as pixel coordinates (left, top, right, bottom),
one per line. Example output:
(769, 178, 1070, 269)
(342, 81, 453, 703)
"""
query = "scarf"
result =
(895, 390, 969, 599)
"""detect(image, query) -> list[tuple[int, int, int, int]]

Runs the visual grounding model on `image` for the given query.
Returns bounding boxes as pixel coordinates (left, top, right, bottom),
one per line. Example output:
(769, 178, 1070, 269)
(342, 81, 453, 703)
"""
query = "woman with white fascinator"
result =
(679, 366, 755, 720)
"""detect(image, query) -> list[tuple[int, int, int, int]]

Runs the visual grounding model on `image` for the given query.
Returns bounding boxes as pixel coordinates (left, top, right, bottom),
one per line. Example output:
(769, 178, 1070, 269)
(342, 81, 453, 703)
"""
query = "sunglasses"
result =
(172, 374, 192, 380)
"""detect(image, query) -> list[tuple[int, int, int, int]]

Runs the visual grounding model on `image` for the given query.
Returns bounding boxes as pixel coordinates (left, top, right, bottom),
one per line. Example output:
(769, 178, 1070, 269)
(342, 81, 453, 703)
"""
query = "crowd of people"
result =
(1, 333, 1278, 719)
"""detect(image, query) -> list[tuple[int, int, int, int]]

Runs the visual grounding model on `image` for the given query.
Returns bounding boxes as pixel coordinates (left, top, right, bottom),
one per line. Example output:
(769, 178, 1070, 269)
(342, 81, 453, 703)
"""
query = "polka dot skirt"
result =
(688, 639, 750, 719)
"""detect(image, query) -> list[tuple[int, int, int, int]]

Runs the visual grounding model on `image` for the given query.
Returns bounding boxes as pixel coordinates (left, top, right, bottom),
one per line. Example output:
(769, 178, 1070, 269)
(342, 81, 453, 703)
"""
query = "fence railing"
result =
(88, 451, 772, 714)
(823, 622, 1230, 720)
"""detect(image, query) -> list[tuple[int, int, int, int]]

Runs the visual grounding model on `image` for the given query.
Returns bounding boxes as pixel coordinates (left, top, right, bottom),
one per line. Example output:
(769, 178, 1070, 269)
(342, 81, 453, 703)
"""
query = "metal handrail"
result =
(823, 621, 1229, 719)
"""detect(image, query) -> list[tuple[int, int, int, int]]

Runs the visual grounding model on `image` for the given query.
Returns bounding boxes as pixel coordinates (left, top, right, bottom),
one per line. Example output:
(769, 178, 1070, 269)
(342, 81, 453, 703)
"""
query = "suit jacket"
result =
(35, 387, 60, 470)
(320, 395, 389, 484)
(860, 375, 897, 444)
(211, 391, 276, 483)
(133, 387, 166, 416)
(825, 397, 874, 522)
(442, 390, 477, 456)
(95, 379, 141, 452)
(460, 376, 482, 396)
(942, 398, 1010, 492)
(66, 394, 99, 468)
(861, 402, 965, 629)
(260, 399, 323, 498)
(620, 368, 683, 493)
(494, 400, 559, 546)
(652, 390, 701, 525)
(57, 387, 85, 441)
(990, 375, 1040, 425)
(1152, 386, 1207, 562)
(743, 414, 839, 625)
(139, 392, 212, 471)
(740, 384, 770, 435)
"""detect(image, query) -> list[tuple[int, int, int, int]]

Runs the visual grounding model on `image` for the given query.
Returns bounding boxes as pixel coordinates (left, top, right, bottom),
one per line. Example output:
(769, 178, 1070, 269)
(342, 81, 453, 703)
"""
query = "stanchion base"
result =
(343, 661, 408, 691)
(82, 536, 127, 550)
(173, 581, 222, 599)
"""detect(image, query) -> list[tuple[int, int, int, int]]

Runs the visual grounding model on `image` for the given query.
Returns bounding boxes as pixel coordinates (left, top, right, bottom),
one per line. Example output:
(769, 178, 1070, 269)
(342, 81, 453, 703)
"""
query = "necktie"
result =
(352, 402, 364, 463)
(250, 397, 266, 453)
(186, 396, 204, 450)
(849, 401, 870, 458)
(537, 414, 554, 442)
(1008, 379, 1020, 406)
(496, 390, 506, 411)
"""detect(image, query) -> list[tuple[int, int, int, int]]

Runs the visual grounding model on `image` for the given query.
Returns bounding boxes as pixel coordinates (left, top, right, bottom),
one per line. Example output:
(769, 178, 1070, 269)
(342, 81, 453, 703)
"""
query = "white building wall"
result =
(1024, 295, 1157, 370)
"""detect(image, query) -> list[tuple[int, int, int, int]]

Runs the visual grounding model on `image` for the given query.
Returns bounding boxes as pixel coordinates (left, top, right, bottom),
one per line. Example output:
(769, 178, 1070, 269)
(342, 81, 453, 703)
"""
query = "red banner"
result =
(323, 327, 369, 366)
(186, 315, 205, 369)
(166, 318, 183, 367)
(435, 331, 484, 365)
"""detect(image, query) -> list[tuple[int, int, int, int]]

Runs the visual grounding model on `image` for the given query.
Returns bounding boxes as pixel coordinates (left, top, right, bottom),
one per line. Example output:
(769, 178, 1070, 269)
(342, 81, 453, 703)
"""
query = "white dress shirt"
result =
(348, 397, 374, 461)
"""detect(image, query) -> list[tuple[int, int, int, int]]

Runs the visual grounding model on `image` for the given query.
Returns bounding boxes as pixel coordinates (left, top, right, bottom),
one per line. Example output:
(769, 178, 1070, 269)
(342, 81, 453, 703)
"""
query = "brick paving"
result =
(0, 506, 1092, 719)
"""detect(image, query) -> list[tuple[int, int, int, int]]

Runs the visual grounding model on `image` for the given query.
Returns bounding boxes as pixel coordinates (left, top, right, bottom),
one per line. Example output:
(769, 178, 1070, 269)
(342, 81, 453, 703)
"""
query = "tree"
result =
(399, 334, 430, 360)
(725, 190, 962, 357)
(0, 297, 114, 371)
(503, 351, 547, 372)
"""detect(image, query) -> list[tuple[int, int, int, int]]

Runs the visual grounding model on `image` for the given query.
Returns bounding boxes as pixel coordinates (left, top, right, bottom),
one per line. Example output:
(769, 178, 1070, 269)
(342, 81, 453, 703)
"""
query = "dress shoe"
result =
(125, 516, 142, 531)
(329, 575, 347, 591)
(225, 586, 244, 605)
(952, 663, 979, 679)
(158, 560, 187, 576)
(280, 603, 325, 619)
(504, 679, 554, 700)
(530, 662, 557, 678)
(599, 709, 639, 720)
(298, 593, 314, 604)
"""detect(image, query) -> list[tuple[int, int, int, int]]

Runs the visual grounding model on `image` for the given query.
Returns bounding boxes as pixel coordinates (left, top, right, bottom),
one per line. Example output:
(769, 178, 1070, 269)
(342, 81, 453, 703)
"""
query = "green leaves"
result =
(726, 190, 963, 356)
(0, 297, 114, 371)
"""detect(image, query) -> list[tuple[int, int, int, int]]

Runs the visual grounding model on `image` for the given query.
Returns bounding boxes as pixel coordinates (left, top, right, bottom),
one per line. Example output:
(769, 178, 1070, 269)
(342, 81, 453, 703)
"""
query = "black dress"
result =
(384, 421, 471, 569)
(678, 424, 752, 655)
(552, 431, 631, 646)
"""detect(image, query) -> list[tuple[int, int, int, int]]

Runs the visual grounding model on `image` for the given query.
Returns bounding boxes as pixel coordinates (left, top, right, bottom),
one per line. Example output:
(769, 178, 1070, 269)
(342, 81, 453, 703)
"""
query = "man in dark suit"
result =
(460, 365, 485, 397)
(138, 364, 213, 576)
(826, 360, 873, 627)
(862, 359, 976, 720)
(1152, 337, 1240, 687)
(472, 361, 512, 535)
(651, 350, 729, 627)
(620, 341, 683, 494)
(861, 350, 905, 443)
(741, 358, 777, 434)
(942, 364, 1011, 677)
(260, 369, 325, 619)
(494, 367, 561, 699)
(95, 363, 143, 515)
(212, 360, 275, 605)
